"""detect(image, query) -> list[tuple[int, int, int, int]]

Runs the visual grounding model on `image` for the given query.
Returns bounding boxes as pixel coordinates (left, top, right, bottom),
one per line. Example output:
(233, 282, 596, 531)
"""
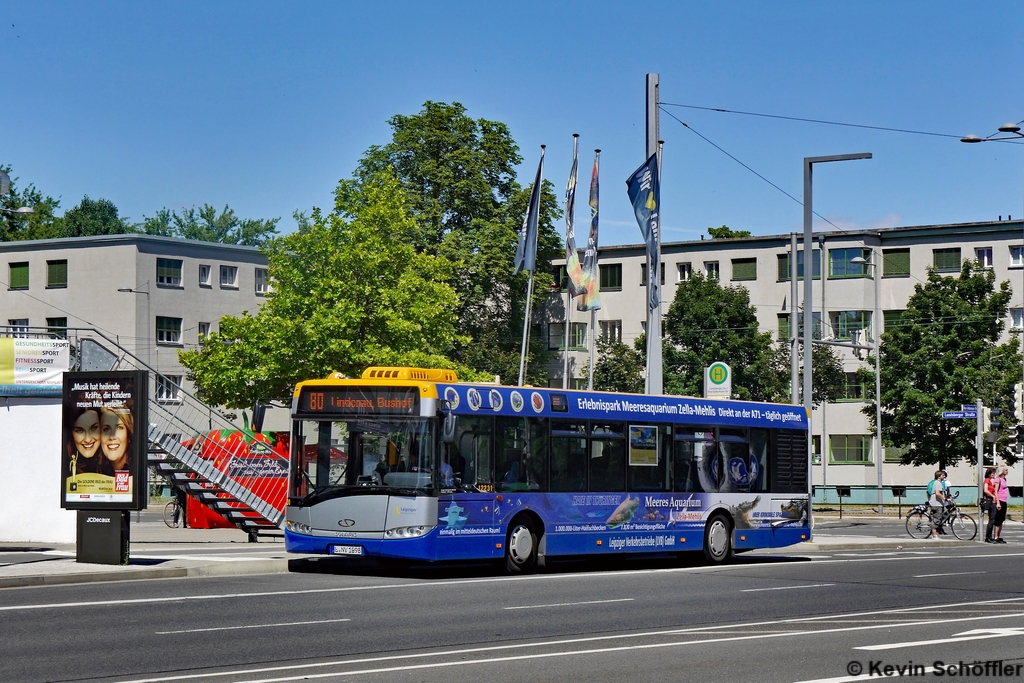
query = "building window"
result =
(1012, 308, 1024, 331)
(255, 268, 269, 294)
(704, 261, 719, 279)
(778, 312, 823, 340)
(199, 264, 212, 286)
(882, 249, 910, 277)
(976, 247, 993, 268)
(8, 262, 28, 290)
(46, 260, 68, 288)
(156, 258, 183, 287)
(829, 248, 868, 278)
(842, 372, 865, 401)
(933, 248, 961, 272)
(220, 265, 238, 288)
(640, 263, 665, 286)
(551, 265, 568, 292)
(198, 322, 211, 341)
(156, 316, 183, 345)
(7, 319, 29, 337)
(599, 263, 622, 291)
(731, 258, 757, 281)
(46, 317, 67, 338)
(155, 375, 182, 403)
(883, 310, 905, 333)
(776, 250, 821, 281)
(831, 311, 872, 341)
(676, 262, 692, 282)
(884, 445, 909, 463)
(548, 322, 587, 350)
(1011, 246, 1024, 268)
(599, 320, 622, 343)
(830, 434, 872, 464)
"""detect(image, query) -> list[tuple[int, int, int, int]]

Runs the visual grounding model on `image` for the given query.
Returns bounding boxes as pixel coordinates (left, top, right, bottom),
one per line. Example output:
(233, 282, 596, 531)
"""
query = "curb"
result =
(0, 558, 291, 589)
(797, 539, 980, 552)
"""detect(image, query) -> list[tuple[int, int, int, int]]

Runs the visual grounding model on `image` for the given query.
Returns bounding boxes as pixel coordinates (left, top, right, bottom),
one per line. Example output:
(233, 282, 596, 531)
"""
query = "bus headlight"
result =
(286, 520, 312, 535)
(384, 525, 434, 539)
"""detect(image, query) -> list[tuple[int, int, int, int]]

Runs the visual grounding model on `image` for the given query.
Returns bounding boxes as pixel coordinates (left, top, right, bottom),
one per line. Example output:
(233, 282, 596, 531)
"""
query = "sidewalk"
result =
(0, 515, 994, 589)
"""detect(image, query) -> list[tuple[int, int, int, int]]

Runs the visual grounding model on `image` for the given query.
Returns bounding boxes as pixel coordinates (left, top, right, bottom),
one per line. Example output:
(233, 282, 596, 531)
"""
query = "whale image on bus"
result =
(284, 366, 810, 571)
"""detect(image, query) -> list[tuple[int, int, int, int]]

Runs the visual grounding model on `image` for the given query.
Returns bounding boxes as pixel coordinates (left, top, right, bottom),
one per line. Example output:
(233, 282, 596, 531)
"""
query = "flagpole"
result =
(515, 145, 546, 387)
(562, 134, 580, 390)
(588, 308, 596, 390)
(518, 272, 534, 386)
(562, 288, 571, 388)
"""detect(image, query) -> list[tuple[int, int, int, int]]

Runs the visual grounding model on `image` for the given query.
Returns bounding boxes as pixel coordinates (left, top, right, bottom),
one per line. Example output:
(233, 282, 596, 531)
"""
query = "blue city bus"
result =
(284, 367, 811, 570)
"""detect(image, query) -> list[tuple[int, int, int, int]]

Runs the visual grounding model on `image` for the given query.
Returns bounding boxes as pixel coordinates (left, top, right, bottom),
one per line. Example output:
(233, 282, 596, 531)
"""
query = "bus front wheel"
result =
(703, 514, 734, 564)
(505, 518, 539, 574)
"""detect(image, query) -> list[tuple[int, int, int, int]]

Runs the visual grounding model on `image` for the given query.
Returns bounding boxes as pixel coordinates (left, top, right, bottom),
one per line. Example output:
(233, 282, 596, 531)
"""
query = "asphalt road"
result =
(3, 543, 1024, 683)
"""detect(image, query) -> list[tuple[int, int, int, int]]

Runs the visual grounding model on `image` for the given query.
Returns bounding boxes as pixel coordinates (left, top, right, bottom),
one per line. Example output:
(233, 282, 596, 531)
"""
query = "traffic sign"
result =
(942, 411, 968, 419)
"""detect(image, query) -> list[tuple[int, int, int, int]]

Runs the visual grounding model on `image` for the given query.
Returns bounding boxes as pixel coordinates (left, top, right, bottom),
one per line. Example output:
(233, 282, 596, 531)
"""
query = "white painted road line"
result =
(741, 584, 834, 592)
(793, 667, 940, 683)
(157, 618, 351, 635)
(912, 571, 987, 578)
(855, 627, 1024, 651)
(504, 598, 634, 610)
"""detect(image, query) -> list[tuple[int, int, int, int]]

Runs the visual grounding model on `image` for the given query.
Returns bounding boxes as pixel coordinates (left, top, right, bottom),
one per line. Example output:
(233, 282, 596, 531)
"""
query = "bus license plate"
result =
(331, 545, 364, 557)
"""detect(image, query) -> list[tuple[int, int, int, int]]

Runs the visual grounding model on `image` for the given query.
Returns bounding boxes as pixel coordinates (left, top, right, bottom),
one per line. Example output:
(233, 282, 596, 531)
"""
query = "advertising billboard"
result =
(0, 338, 71, 397)
(61, 371, 148, 511)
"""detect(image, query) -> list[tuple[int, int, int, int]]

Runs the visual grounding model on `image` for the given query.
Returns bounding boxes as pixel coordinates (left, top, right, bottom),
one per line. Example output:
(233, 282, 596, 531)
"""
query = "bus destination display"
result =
(300, 387, 419, 416)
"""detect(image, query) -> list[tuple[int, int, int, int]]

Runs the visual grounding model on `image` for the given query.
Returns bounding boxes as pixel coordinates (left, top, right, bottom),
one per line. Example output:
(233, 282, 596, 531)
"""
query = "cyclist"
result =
(926, 470, 947, 539)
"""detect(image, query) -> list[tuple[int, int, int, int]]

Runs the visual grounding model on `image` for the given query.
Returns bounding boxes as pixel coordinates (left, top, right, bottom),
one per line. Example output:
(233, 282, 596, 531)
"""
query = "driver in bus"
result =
(439, 450, 454, 487)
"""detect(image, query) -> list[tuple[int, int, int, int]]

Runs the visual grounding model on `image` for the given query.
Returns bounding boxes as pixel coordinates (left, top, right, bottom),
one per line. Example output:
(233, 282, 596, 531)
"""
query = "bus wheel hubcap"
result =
(509, 525, 533, 564)
(708, 520, 728, 557)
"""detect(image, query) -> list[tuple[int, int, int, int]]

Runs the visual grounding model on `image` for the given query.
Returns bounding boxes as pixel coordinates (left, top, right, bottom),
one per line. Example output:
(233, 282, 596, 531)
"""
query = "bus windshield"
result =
(291, 418, 436, 498)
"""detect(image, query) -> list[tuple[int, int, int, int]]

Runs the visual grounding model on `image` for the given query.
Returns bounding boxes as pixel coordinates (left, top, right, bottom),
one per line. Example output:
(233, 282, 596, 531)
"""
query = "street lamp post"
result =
(803, 153, 872, 513)
(117, 284, 151, 366)
(962, 122, 1024, 510)
(0, 169, 36, 217)
(851, 249, 883, 513)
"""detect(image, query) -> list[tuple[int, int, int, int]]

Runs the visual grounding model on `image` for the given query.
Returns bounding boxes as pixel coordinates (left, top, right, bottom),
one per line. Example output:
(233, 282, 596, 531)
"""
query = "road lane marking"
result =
(741, 583, 834, 592)
(105, 599, 1024, 683)
(156, 618, 351, 635)
(912, 571, 987, 578)
(856, 627, 1024, 651)
(794, 667, 939, 682)
(504, 598, 633, 610)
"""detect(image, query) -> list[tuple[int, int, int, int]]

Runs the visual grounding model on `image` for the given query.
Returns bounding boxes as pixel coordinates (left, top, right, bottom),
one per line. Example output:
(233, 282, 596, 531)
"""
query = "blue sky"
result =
(0, 2, 1022, 246)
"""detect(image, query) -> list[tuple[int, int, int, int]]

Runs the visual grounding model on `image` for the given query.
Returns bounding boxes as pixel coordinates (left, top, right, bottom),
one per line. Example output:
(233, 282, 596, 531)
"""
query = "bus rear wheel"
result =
(505, 518, 539, 574)
(703, 514, 734, 564)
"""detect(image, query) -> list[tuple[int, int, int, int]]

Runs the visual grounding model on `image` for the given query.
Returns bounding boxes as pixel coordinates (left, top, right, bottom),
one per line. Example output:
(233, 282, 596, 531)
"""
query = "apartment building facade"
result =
(0, 234, 270, 401)
(546, 219, 1024, 494)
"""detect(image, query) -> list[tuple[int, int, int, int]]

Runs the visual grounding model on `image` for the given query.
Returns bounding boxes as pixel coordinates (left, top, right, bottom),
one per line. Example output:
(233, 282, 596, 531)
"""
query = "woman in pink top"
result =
(991, 466, 1009, 544)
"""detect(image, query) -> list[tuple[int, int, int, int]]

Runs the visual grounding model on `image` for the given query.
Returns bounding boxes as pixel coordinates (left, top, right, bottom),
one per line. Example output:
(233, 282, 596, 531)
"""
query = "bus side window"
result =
(673, 427, 715, 493)
(551, 421, 587, 492)
(456, 416, 493, 490)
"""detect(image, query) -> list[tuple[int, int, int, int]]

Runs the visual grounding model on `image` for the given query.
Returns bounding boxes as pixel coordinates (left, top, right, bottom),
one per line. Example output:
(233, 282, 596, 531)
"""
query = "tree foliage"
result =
(707, 225, 752, 239)
(349, 101, 561, 384)
(0, 165, 61, 241)
(590, 336, 646, 393)
(60, 196, 132, 237)
(179, 169, 474, 408)
(866, 260, 1020, 469)
(138, 204, 279, 246)
(658, 271, 845, 404)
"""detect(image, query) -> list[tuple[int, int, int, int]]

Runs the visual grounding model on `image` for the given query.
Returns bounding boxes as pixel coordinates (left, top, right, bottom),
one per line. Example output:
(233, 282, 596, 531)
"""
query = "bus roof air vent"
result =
(361, 366, 459, 383)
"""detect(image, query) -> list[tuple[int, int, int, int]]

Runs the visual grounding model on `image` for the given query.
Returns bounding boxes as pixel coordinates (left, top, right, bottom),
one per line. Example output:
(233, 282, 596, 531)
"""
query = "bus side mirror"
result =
(441, 410, 457, 445)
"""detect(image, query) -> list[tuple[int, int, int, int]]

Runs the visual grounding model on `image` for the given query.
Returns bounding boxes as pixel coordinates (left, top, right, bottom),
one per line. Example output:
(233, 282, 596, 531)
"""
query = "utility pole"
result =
(645, 73, 662, 395)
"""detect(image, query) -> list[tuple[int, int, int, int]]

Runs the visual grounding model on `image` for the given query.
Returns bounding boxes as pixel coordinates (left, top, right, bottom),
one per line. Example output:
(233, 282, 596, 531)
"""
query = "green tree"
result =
(59, 196, 131, 237)
(663, 272, 785, 401)
(348, 101, 561, 384)
(590, 336, 646, 393)
(864, 260, 1020, 469)
(775, 340, 847, 406)
(707, 225, 752, 239)
(179, 169, 475, 408)
(0, 165, 61, 241)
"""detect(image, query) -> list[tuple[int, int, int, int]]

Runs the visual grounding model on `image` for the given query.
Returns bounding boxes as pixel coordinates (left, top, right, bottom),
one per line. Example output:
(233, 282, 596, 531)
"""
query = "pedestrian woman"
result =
(991, 465, 1009, 544)
(984, 467, 998, 543)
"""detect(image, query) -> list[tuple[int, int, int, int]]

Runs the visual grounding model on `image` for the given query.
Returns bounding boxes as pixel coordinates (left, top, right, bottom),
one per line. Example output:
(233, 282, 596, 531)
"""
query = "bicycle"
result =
(905, 490, 977, 540)
(163, 499, 184, 528)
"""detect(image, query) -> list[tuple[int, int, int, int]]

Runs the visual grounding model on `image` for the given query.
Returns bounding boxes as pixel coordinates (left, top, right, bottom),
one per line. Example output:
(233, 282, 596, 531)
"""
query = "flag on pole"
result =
(513, 147, 546, 274)
(626, 153, 660, 314)
(563, 136, 585, 296)
(577, 150, 602, 312)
